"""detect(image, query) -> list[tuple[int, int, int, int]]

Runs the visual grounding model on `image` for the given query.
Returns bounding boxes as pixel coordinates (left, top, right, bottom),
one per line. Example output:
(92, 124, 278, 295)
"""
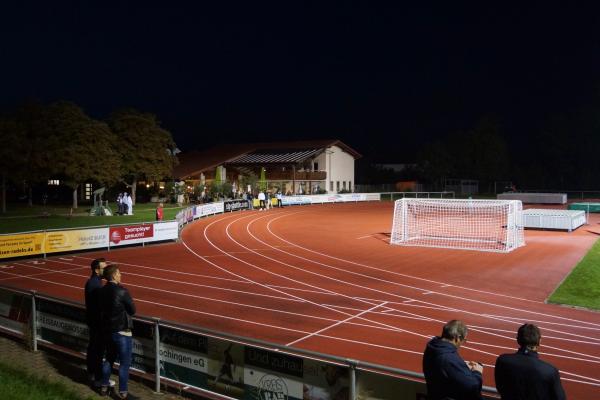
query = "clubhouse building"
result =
(173, 139, 361, 195)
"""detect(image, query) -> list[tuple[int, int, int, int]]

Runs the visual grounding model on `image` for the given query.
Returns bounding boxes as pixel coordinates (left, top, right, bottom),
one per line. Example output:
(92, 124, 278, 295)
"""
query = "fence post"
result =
(30, 290, 38, 352)
(153, 318, 161, 394)
(347, 359, 358, 400)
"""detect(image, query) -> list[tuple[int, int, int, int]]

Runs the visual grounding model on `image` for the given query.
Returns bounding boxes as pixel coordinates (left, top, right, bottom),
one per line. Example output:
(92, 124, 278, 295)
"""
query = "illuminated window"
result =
(85, 183, 92, 200)
(47, 179, 60, 186)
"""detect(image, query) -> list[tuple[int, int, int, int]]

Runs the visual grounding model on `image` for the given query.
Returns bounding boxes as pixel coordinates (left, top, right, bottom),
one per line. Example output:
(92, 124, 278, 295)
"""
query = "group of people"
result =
(424, 319, 565, 400)
(85, 259, 136, 399)
(116, 193, 133, 215)
(255, 190, 283, 211)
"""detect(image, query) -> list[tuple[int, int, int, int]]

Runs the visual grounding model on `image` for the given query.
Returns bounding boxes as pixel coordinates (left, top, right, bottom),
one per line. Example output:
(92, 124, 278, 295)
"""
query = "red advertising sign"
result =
(109, 224, 154, 245)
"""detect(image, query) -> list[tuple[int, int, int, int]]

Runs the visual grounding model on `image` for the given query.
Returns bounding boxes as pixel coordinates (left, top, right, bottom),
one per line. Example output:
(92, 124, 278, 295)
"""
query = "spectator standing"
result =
(247, 191, 254, 210)
(258, 190, 266, 211)
(266, 190, 272, 210)
(116, 193, 123, 215)
(423, 320, 483, 400)
(495, 323, 566, 400)
(276, 191, 283, 207)
(100, 264, 136, 399)
(125, 193, 133, 215)
(84, 258, 109, 387)
(121, 193, 129, 215)
(156, 202, 164, 221)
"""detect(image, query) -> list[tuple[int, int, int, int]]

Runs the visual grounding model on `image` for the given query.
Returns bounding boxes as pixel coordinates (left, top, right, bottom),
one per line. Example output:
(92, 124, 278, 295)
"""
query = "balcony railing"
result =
(265, 170, 326, 181)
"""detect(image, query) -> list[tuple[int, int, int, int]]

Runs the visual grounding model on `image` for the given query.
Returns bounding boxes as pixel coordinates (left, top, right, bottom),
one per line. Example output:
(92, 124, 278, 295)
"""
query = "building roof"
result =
(227, 148, 323, 165)
(173, 139, 361, 179)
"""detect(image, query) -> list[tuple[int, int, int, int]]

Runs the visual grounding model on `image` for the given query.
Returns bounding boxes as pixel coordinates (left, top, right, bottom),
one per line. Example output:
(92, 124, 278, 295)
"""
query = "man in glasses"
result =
(423, 319, 483, 400)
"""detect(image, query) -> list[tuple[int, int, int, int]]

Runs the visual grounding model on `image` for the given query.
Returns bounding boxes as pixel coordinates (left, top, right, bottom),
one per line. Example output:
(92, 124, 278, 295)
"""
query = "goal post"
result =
(390, 198, 525, 253)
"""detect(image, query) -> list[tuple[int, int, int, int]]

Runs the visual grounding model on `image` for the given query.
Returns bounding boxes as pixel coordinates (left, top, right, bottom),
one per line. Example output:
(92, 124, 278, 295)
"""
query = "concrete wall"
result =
(325, 145, 355, 193)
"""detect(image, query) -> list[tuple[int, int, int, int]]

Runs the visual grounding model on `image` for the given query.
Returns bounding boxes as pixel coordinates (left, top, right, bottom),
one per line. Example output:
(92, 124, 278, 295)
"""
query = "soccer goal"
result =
(390, 198, 525, 252)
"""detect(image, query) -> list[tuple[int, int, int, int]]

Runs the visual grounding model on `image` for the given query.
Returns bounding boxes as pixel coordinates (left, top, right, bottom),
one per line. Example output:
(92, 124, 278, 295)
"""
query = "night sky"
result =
(3, 2, 600, 160)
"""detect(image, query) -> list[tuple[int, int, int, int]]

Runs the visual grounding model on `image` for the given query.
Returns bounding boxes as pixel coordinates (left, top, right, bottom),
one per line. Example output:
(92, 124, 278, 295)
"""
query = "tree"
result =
(11, 101, 55, 206)
(45, 102, 121, 209)
(0, 116, 27, 213)
(109, 109, 178, 205)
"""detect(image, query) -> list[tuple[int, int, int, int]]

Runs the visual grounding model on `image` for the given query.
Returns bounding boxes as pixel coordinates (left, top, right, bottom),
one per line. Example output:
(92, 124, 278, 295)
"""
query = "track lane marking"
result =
(286, 302, 388, 346)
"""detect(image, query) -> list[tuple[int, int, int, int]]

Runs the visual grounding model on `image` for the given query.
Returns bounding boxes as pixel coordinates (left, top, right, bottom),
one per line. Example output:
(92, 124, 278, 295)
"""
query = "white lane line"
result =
(0, 266, 87, 281)
(238, 212, 600, 346)
(481, 313, 600, 332)
(286, 302, 388, 346)
(5, 268, 600, 386)
(264, 213, 600, 328)
(356, 234, 374, 239)
(228, 213, 600, 359)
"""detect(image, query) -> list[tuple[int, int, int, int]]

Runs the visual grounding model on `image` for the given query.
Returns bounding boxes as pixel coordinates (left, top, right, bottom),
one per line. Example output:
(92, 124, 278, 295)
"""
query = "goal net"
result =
(390, 198, 525, 252)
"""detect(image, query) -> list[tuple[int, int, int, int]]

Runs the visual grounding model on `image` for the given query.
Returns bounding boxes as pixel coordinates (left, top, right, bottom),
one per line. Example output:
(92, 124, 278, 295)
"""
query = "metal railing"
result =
(0, 285, 498, 399)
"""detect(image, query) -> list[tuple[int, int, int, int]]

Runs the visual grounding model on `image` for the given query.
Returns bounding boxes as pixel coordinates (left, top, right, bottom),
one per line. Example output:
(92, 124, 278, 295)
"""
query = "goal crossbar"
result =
(390, 198, 525, 253)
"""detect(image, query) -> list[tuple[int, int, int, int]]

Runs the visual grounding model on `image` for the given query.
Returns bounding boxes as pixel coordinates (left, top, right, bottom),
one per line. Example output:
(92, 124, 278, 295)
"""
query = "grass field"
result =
(548, 237, 600, 310)
(0, 203, 185, 234)
(0, 361, 95, 400)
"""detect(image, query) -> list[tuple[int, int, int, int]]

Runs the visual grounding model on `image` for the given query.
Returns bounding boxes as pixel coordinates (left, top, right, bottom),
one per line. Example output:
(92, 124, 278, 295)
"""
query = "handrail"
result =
(0, 284, 498, 397)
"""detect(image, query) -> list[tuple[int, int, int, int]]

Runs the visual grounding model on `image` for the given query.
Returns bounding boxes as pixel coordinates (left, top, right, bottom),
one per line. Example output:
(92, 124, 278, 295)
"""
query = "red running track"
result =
(1, 202, 599, 399)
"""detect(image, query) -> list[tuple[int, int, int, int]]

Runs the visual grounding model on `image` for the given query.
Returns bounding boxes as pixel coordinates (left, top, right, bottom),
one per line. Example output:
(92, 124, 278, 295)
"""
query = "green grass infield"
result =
(0, 360, 95, 400)
(0, 203, 186, 234)
(548, 237, 600, 311)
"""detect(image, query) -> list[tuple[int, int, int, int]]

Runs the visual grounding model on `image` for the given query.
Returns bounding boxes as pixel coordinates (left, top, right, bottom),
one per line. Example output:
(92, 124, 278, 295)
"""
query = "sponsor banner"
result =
(131, 320, 156, 373)
(356, 369, 426, 400)
(45, 228, 109, 254)
(225, 200, 250, 212)
(198, 202, 224, 217)
(0, 316, 26, 335)
(38, 298, 87, 323)
(37, 311, 89, 352)
(303, 360, 350, 400)
(185, 207, 194, 223)
(206, 339, 245, 398)
(0, 289, 30, 335)
(0, 232, 45, 259)
(244, 347, 303, 400)
(153, 221, 178, 241)
(110, 224, 154, 246)
(282, 196, 313, 206)
(159, 327, 210, 389)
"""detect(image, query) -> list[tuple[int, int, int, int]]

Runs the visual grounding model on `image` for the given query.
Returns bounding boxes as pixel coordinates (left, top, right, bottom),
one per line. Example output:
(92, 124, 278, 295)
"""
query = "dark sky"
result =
(2, 2, 600, 160)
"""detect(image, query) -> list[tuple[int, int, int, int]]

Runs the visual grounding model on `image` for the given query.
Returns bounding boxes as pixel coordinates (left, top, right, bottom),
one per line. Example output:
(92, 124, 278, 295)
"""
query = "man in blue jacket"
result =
(423, 320, 483, 400)
(495, 323, 566, 400)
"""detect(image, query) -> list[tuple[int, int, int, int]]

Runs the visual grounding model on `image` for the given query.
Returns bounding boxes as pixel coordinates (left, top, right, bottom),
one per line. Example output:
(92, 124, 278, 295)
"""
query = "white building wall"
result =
(327, 145, 355, 193)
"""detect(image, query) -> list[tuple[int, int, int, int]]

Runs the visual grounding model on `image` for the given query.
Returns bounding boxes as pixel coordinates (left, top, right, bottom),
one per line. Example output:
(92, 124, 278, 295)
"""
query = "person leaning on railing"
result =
(423, 320, 483, 400)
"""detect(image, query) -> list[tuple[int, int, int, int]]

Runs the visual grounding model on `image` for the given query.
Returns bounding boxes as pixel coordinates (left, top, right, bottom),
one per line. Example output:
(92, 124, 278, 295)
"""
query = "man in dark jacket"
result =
(495, 323, 566, 400)
(84, 258, 107, 386)
(99, 264, 136, 399)
(423, 320, 483, 400)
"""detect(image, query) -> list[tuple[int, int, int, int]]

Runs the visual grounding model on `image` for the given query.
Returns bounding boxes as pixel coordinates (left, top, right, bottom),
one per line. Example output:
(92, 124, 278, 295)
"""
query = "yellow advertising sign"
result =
(0, 233, 45, 259)
(44, 228, 109, 254)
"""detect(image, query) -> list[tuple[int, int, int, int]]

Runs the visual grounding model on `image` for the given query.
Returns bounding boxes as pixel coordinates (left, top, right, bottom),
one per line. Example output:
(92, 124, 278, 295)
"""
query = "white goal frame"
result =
(390, 198, 525, 253)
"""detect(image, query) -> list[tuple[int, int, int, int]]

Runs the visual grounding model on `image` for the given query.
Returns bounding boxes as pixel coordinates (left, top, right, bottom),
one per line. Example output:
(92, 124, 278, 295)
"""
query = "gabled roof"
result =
(173, 139, 361, 179)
